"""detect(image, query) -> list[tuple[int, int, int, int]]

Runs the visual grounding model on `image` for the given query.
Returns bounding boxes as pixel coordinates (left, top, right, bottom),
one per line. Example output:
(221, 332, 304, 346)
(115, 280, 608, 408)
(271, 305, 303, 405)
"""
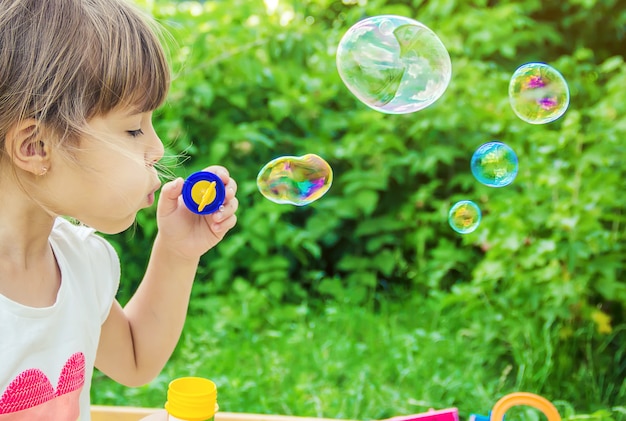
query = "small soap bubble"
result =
(257, 154, 333, 206)
(336, 15, 451, 114)
(509, 62, 569, 124)
(471, 141, 519, 187)
(448, 200, 481, 234)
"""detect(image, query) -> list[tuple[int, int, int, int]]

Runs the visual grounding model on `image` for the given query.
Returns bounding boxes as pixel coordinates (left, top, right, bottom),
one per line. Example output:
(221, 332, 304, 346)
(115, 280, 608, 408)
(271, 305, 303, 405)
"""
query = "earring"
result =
(39, 166, 48, 176)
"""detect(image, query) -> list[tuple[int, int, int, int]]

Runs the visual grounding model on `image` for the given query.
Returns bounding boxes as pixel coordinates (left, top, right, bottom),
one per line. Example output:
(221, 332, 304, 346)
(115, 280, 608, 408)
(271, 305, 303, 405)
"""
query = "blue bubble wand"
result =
(182, 171, 226, 215)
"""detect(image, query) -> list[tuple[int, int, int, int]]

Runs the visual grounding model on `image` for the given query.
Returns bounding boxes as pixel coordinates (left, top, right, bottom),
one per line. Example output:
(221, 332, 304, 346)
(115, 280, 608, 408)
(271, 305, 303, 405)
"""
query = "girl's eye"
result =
(127, 129, 144, 138)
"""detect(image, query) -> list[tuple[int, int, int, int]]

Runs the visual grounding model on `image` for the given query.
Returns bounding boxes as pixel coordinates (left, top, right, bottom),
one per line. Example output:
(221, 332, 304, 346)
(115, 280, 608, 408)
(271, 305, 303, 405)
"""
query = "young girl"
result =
(0, 0, 239, 419)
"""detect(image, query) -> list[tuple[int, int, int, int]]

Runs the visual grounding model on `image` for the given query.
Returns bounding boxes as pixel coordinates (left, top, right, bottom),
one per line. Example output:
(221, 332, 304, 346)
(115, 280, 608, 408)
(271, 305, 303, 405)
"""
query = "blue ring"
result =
(182, 171, 226, 215)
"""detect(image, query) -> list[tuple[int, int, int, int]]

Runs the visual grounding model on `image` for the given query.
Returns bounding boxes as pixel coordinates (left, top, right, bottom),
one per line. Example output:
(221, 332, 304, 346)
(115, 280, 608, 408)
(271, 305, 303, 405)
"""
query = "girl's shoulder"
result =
(50, 218, 121, 320)
(50, 217, 119, 266)
(52, 217, 97, 240)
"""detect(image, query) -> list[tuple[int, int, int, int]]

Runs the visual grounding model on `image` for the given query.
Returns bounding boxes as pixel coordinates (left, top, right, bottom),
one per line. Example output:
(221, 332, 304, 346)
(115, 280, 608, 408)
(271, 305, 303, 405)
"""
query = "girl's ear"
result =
(5, 119, 52, 176)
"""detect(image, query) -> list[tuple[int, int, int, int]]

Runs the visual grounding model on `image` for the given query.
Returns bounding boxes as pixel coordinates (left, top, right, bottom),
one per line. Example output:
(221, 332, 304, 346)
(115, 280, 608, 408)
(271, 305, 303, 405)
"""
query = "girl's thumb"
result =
(157, 177, 184, 216)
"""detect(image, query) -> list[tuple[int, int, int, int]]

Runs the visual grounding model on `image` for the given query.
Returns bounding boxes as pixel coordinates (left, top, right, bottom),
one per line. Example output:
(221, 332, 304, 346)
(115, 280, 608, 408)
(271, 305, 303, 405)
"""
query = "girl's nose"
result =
(146, 132, 165, 166)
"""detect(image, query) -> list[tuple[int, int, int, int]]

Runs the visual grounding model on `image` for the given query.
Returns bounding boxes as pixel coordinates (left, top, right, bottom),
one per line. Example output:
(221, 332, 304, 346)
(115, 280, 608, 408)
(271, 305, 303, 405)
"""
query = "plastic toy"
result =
(182, 171, 226, 215)
(470, 392, 560, 421)
(490, 392, 560, 421)
(384, 408, 458, 421)
(468, 414, 490, 421)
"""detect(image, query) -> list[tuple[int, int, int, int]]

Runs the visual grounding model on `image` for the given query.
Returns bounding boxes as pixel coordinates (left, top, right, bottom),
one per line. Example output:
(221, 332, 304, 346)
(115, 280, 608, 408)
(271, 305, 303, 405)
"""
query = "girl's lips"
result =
(147, 183, 161, 206)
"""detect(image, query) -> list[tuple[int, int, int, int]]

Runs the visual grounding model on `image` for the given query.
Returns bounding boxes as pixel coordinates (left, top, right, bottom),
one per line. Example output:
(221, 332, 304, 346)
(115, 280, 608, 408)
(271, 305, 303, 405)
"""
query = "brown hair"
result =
(0, 0, 170, 150)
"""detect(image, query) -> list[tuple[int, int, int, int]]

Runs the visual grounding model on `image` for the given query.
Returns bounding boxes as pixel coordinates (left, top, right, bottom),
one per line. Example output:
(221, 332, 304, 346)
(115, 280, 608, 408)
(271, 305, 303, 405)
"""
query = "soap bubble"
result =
(448, 200, 481, 234)
(257, 154, 333, 206)
(471, 141, 519, 187)
(336, 15, 451, 114)
(509, 62, 569, 124)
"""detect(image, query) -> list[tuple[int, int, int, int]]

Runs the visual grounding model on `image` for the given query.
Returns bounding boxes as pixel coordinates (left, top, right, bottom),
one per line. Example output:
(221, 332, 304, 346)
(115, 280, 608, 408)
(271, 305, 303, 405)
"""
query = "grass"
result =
(91, 281, 626, 421)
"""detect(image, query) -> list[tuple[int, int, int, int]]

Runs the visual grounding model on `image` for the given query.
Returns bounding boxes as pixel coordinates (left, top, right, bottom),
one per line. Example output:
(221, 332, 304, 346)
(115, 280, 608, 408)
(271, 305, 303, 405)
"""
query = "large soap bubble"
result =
(257, 154, 333, 206)
(336, 15, 451, 114)
(509, 62, 569, 124)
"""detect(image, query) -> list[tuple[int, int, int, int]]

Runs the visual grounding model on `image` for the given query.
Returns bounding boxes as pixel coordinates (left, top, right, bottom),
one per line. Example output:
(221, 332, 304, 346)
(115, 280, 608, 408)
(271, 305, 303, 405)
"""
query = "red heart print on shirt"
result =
(0, 352, 84, 420)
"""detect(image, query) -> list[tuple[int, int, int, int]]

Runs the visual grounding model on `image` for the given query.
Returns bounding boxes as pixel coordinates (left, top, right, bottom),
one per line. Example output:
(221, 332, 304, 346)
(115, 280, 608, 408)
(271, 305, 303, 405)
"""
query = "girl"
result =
(0, 0, 239, 419)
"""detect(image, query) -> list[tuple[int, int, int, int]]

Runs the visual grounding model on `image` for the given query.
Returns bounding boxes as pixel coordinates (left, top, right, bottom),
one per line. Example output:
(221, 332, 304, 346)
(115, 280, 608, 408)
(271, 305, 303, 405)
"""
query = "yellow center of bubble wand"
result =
(191, 181, 217, 213)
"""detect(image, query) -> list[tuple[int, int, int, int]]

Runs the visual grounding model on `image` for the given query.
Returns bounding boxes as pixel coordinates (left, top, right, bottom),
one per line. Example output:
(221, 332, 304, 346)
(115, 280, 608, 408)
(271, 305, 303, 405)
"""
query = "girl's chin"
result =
(92, 214, 139, 235)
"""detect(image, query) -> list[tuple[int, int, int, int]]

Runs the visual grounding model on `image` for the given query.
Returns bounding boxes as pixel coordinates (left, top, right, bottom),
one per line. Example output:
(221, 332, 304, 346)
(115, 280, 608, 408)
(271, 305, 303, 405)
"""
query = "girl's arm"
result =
(95, 166, 238, 386)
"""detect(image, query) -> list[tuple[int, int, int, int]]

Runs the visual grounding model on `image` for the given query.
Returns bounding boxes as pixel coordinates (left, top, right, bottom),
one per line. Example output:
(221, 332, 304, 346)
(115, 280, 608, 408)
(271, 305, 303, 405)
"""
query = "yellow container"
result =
(164, 377, 218, 421)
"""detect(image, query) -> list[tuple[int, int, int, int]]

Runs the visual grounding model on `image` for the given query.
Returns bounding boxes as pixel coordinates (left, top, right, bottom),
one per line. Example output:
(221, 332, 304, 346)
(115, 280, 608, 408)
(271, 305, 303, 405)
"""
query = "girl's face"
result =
(43, 108, 165, 234)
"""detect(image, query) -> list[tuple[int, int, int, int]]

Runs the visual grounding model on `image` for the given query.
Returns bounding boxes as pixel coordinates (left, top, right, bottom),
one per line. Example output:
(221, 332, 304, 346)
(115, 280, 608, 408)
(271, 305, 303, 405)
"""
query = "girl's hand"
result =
(155, 166, 238, 260)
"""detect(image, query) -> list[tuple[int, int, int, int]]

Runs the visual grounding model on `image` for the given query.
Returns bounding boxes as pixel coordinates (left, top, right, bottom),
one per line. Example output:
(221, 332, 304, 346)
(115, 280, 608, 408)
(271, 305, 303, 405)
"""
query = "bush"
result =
(100, 0, 626, 415)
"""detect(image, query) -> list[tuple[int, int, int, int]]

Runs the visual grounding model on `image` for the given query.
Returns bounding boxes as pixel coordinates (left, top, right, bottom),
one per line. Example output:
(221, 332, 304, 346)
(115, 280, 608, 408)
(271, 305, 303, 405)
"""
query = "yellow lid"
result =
(165, 377, 218, 421)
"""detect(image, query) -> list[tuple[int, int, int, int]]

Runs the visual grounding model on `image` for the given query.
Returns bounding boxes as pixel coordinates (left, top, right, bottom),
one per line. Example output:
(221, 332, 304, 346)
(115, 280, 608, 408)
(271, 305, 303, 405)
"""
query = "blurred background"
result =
(92, 0, 626, 419)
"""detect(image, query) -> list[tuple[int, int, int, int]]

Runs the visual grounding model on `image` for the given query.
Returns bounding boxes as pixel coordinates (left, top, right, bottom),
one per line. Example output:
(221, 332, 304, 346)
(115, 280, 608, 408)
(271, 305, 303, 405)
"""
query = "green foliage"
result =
(95, 0, 626, 418)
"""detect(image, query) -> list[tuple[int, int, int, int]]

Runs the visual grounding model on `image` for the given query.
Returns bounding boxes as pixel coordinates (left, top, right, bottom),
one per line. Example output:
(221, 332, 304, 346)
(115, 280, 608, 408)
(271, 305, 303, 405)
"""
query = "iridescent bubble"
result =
(336, 15, 451, 114)
(257, 154, 333, 206)
(509, 62, 569, 124)
(448, 200, 482, 234)
(471, 141, 519, 187)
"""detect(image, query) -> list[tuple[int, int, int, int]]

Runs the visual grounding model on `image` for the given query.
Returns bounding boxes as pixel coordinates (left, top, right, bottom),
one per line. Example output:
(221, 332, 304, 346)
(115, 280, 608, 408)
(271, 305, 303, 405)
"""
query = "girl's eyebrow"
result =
(120, 108, 144, 118)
